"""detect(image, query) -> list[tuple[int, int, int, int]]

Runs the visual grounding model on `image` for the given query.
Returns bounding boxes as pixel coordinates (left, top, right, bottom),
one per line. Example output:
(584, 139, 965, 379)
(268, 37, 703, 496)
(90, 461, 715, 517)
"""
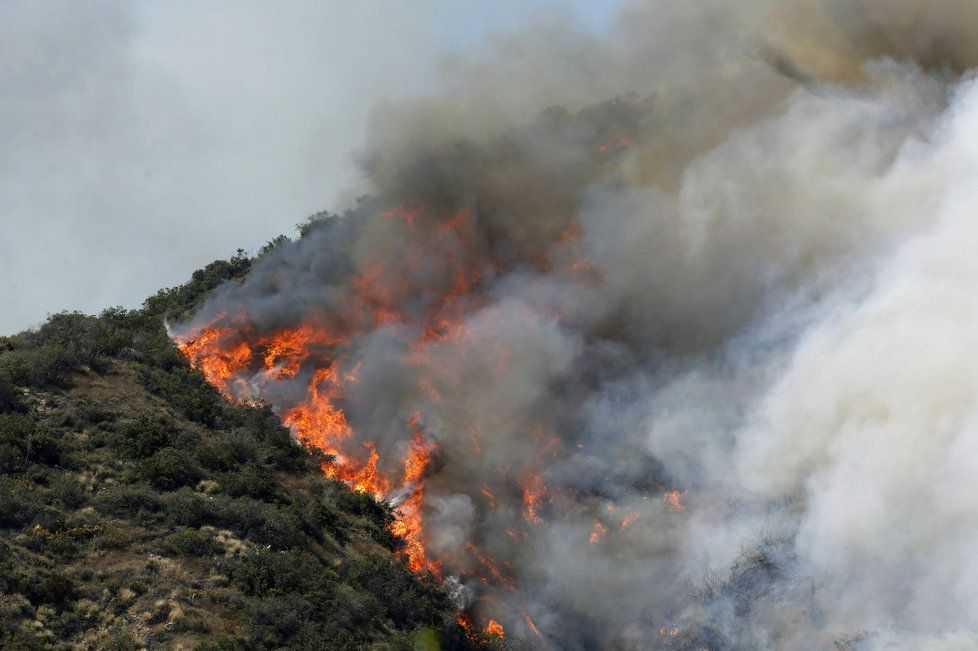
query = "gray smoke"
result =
(175, 2, 978, 648)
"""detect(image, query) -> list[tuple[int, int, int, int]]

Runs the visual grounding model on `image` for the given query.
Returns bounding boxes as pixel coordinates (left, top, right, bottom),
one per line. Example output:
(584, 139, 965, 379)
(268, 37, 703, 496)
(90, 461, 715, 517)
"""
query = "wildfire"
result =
(389, 416, 439, 575)
(467, 543, 517, 593)
(171, 197, 606, 643)
(521, 474, 548, 525)
(177, 325, 252, 396)
(523, 611, 542, 638)
(589, 520, 608, 545)
(262, 323, 340, 378)
(455, 614, 507, 641)
(484, 619, 505, 638)
(662, 489, 687, 513)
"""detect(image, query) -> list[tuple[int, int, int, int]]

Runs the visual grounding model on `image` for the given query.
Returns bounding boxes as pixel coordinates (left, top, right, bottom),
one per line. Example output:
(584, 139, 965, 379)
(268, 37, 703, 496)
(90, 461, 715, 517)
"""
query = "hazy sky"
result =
(0, 0, 618, 335)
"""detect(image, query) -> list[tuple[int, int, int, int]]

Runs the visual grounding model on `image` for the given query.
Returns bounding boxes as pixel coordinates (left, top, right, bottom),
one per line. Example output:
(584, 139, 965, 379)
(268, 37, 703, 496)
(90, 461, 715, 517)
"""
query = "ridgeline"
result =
(0, 249, 481, 650)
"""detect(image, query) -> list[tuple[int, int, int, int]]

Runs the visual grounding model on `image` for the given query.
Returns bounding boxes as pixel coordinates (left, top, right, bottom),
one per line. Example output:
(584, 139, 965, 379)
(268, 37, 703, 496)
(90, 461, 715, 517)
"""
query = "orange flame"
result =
(589, 520, 608, 545)
(390, 415, 439, 575)
(172, 199, 607, 641)
(177, 326, 252, 397)
(521, 474, 547, 525)
(662, 489, 687, 513)
(484, 619, 505, 638)
(523, 611, 542, 638)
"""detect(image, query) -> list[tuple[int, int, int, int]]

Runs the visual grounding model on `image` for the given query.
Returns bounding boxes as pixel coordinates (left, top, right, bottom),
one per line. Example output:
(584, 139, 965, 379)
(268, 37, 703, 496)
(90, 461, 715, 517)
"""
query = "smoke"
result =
(174, 1, 978, 648)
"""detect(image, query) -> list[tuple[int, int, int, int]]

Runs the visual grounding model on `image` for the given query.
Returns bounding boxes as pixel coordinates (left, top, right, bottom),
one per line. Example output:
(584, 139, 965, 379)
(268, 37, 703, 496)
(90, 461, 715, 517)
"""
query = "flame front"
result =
(172, 185, 660, 644)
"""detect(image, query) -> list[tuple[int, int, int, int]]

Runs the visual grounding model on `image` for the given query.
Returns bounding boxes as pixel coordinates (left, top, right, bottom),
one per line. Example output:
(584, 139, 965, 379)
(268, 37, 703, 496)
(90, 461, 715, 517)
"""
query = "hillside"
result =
(0, 254, 477, 650)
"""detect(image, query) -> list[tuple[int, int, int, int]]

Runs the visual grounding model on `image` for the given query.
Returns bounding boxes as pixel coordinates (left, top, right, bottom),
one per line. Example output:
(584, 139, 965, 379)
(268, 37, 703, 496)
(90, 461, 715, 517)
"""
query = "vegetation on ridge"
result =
(0, 246, 477, 650)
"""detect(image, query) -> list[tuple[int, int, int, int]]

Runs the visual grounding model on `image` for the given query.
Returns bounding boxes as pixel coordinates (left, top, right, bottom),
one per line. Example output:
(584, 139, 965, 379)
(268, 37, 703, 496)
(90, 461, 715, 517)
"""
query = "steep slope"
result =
(0, 255, 477, 650)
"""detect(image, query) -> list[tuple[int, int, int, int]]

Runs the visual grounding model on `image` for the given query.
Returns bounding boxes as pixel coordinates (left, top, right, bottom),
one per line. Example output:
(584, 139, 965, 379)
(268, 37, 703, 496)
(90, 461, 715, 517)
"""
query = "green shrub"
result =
(333, 485, 390, 522)
(0, 373, 24, 413)
(111, 416, 197, 460)
(226, 548, 335, 596)
(218, 462, 278, 501)
(0, 346, 76, 389)
(0, 413, 35, 473)
(211, 497, 303, 549)
(0, 478, 45, 528)
(93, 484, 162, 518)
(162, 527, 222, 557)
(139, 366, 222, 426)
(27, 571, 78, 608)
(163, 492, 304, 549)
(138, 448, 202, 490)
(55, 399, 115, 429)
(49, 473, 87, 509)
(0, 415, 65, 472)
(162, 488, 214, 527)
(101, 628, 140, 651)
(192, 634, 242, 651)
(195, 430, 259, 471)
(26, 428, 64, 467)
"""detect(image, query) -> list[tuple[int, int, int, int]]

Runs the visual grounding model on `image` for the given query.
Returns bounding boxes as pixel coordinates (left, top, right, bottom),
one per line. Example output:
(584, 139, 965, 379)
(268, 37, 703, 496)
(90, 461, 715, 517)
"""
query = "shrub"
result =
(340, 555, 448, 629)
(161, 527, 222, 557)
(26, 571, 78, 609)
(0, 478, 45, 528)
(226, 548, 334, 596)
(137, 448, 202, 490)
(55, 399, 115, 429)
(93, 484, 162, 518)
(195, 430, 259, 471)
(0, 413, 35, 473)
(0, 373, 24, 413)
(26, 428, 64, 467)
(211, 497, 303, 549)
(0, 346, 76, 389)
(49, 473, 87, 509)
(218, 462, 278, 501)
(111, 416, 197, 461)
(162, 488, 214, 527)
(139, 366, 222, 426)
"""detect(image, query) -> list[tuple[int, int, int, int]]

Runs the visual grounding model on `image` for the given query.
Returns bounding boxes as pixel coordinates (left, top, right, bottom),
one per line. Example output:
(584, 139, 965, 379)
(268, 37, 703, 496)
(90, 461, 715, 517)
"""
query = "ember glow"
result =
(172, 2, 978, 647)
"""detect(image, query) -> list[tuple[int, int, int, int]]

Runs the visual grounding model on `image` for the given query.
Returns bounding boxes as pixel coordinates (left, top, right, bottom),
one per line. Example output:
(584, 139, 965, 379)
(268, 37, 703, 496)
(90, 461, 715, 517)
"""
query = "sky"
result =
(0, 0, 619, 335)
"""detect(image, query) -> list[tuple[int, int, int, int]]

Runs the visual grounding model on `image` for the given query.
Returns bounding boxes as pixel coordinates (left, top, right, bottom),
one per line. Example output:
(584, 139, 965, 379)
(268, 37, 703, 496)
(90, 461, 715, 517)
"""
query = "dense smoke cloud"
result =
(175, 2, 978, 648)
(0, 0, 596, 335)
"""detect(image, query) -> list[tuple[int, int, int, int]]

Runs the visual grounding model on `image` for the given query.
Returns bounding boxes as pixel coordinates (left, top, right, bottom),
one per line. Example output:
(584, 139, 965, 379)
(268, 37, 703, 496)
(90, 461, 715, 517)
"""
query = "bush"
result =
(226, 548, 335, 596)
(0, 373, 24, 413)
(195, 430, 259, 471)
(49, 473, 87, 509)
(0, 478, 45, 528)
(0, 415, 65, 472)
(93, 484, 162, 518)
(137, 448, 202, 490)
(26, 571, 78, 609)
(218, 462, 278, 501)
(211, 497, 303, 549)
(0, 413, 36, 473)
(139, 366, 222, 426)
(161, 527, 222, 557)
(55, 399, 115, 429)
(340, 556, 449, 629)
(111, 416, 197, 461)
(162, 488, 214, 527)
(163, 492, 304, 548)
(250, 594, 311, 646)
(0, 346, 75, 389)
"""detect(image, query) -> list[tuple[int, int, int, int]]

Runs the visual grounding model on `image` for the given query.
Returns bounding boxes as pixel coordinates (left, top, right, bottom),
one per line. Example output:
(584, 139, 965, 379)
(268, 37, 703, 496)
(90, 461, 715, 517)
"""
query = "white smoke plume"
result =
(173, 2, 978, 648)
